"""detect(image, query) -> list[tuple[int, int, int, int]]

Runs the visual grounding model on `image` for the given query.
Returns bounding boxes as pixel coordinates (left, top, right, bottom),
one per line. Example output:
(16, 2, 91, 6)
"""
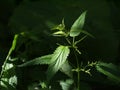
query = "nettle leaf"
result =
(18, 54, 53, 67)
(70, 11, 87, 37)
(46, 46, 70, 81)
(60, 61, 73, 78)
(96, 62, 120, 83)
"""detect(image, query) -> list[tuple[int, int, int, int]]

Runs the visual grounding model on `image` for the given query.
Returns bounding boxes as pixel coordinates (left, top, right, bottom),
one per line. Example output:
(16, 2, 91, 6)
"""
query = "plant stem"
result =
(65, 37, 71, 45)
(73, 49, 80, 90)
(0, 34, 18, 79)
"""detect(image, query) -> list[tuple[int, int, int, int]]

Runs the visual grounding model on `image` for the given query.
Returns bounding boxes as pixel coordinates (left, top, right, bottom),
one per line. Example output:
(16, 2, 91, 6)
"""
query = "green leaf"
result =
(60, 79, 74, 90)
(18, 54, 53, 67)
(46, 46, 70, 81)
(0, 63, 17, 90)
(0, 80, 8, 89)
(0, 80, 16, 90)
(96, 62, 120, 83)
(70, 11, 87, 37)
(60, 61, 73, 78)
(53, 31, 66, 37)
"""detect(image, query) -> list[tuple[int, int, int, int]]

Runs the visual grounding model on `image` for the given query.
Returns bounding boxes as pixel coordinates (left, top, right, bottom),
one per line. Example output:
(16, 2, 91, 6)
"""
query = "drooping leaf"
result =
(18, 54, 53, 67)
(96, 62, 120, 83)
(60, 79, 74, 90)
(46, 46, 70, 81)
(60, 61, 73, 78)
(70, 11, 87, 37)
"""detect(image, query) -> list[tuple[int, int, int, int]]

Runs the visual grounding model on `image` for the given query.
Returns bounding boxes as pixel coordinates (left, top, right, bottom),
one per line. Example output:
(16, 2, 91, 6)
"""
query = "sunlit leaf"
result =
(53, 31, 66, 36)
(46, 46, 70, 81)
(96, 62, 120, 83)
(70, 11, 87, 37)
(18, 54, 53, 67)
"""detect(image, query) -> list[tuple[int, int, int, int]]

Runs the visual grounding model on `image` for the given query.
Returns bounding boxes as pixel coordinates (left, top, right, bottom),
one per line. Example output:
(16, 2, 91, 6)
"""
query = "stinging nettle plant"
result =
(18, 11, 96, 90)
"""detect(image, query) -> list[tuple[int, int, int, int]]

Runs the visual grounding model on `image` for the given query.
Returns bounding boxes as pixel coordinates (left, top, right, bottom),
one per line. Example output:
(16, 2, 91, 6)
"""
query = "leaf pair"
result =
(19, 45, 71, 81)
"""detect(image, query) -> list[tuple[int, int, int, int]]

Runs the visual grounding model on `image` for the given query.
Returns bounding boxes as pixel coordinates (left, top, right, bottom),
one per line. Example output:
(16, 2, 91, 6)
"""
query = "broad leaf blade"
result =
(60, 61, 73, 78)
(18, 54, 53, 67)
(70, 11, 87, 37)
(46, 46, 70, 81)
(96, 62, 120, 83)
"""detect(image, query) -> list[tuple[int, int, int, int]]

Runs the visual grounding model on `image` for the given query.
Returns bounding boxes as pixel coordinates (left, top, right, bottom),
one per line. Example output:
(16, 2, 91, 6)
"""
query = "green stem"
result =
(73, 37, 75, 46)
(0, 34, 18, 79)
(73, 49, 80, 90)
(65, 37, 71, 45)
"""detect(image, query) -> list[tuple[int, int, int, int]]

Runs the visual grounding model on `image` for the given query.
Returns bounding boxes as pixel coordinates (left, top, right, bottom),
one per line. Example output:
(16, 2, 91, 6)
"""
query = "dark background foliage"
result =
(0, 0, 120, 90)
